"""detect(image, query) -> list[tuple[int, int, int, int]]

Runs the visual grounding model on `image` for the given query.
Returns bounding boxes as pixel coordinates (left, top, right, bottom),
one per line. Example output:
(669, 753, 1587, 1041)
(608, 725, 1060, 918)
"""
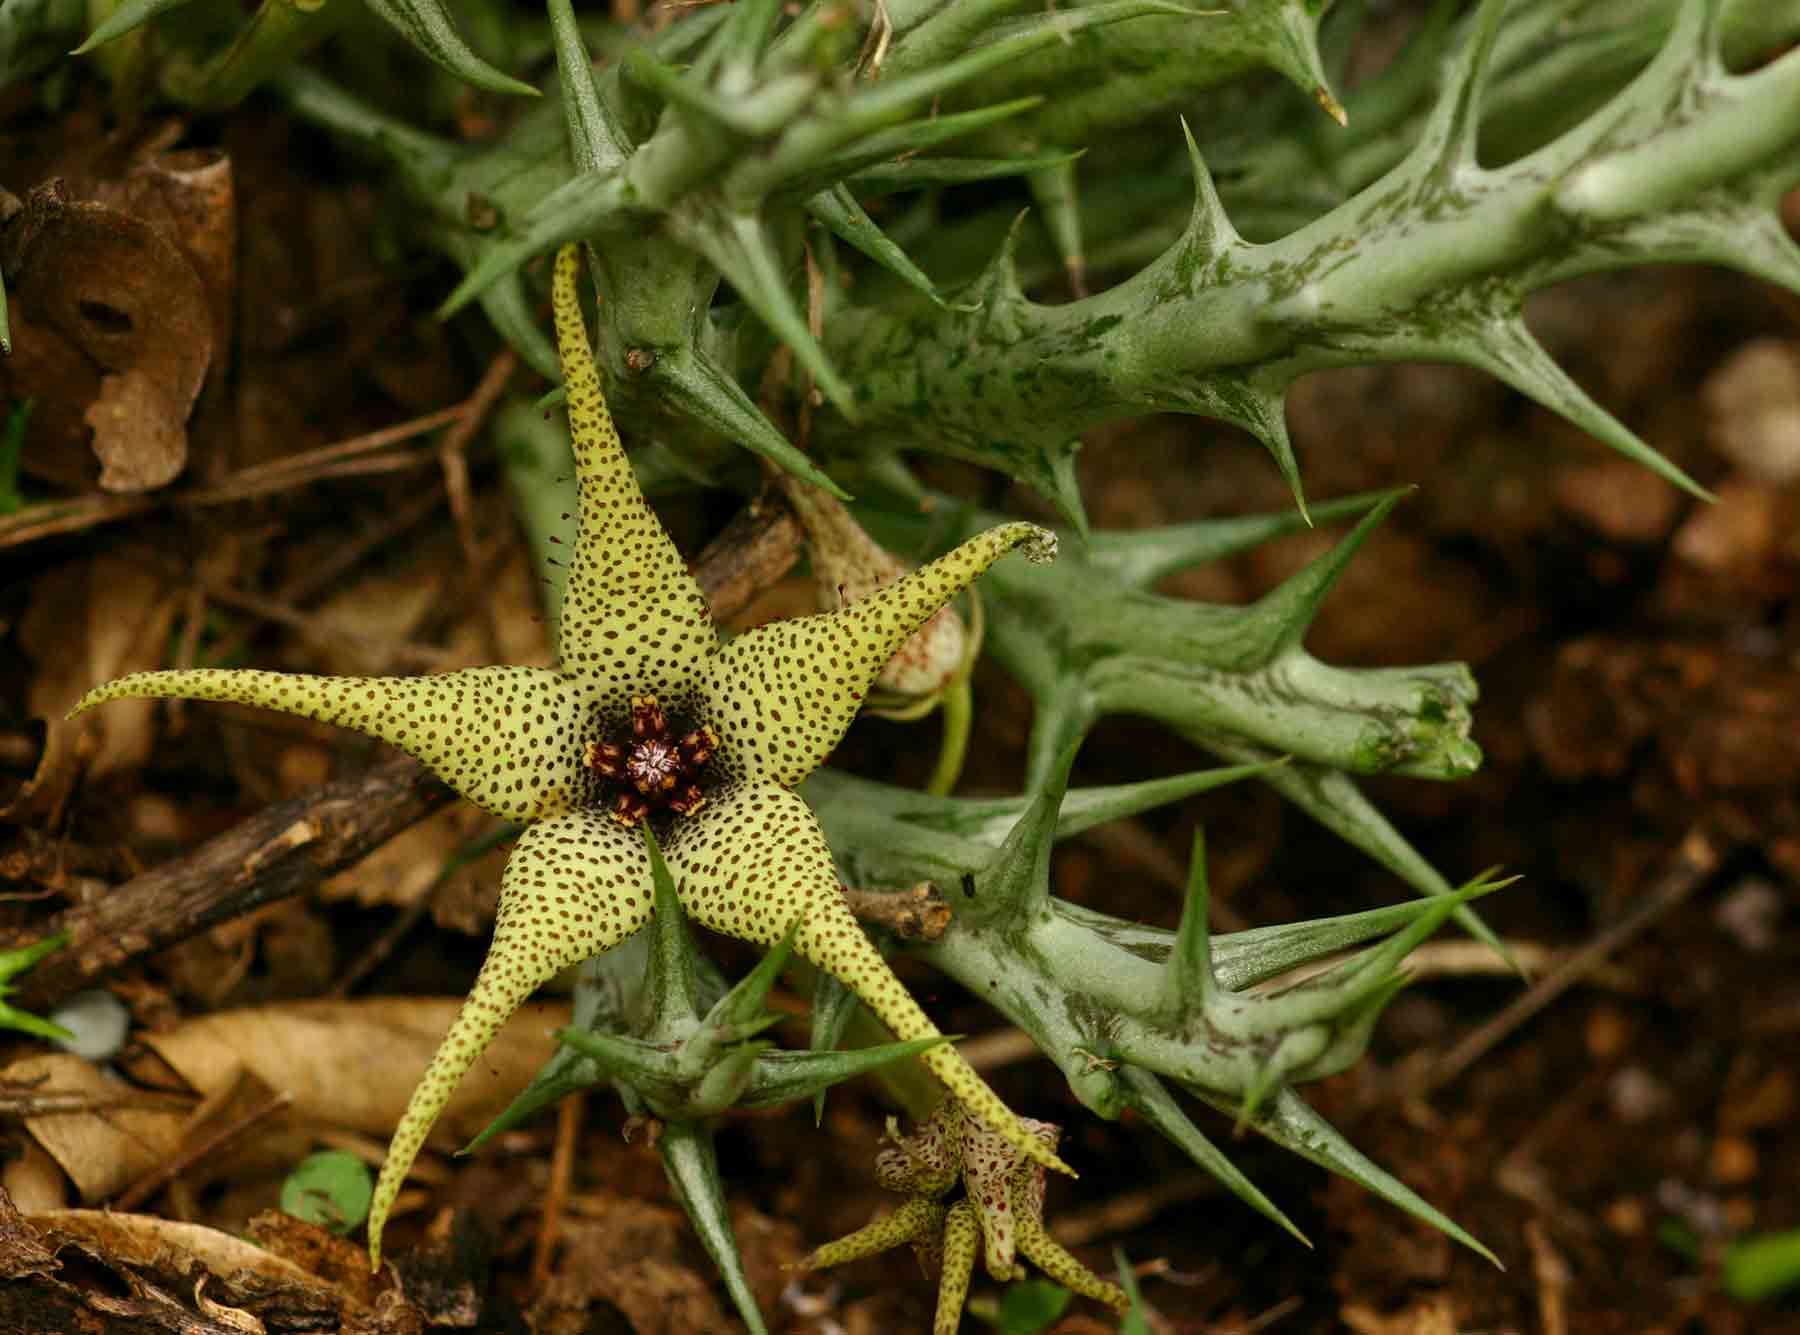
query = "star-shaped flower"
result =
(71, 244, 1064, 1266)
(799, 1100, 1127, 1333)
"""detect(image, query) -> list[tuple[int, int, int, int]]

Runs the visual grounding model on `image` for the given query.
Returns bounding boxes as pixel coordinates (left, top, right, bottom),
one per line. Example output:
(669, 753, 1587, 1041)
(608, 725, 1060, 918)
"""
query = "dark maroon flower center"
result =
(585, 694, 718, 827)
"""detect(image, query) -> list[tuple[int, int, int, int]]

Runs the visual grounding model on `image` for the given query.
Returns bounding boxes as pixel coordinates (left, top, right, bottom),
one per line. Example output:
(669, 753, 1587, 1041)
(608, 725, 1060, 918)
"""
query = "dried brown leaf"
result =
(2, 554, 184, 822)
(138, 998, 569, 1145)
(8, 1053, 189, 1202)
(0, 1183, 59, 1279)
(1, 178, 214, 492)
(31, 1209, 321, 1294)
(1341, 1295, 1459, 1335)
(6, 1000, 567, 1204)
(529, 1196, 737, 1334)
(18, 1206, 420, 1334)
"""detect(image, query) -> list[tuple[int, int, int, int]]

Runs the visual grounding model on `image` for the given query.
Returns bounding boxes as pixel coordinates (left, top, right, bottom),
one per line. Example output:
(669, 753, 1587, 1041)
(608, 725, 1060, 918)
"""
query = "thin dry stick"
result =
(201, 582, 458, 670)
(327, 884, 446, 1001)
(531, 1091, 585, 1288)
(188, 452, 437, 504)
(0, 494, 154, 551)
(328, 817, 514, 998)
(438, 349, 519, 663)
(199, 482, 450, 670)
(956, 1027, 1039, 1072)
(282, 483, 450, 605)
(1408, 825, 1725, 1099)
(184, 405, 465, 505)
(112, 1090, 293, 1212)
(1049, 1174, 1220, 1249)
(1525, 1219, 1570, 1335)
(1233, 1295, 1302, 1335)
(0, 403, 464, 554)
(11, 757, 456, 1010)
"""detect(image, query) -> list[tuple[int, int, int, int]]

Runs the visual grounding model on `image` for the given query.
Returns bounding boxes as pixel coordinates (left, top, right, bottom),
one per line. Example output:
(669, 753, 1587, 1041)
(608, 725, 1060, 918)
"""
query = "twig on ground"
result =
(0, 394, 471, 554)
(112, 1090, 293, 1212)
(183, 406, 464, 507)
(689, 487, 803, 624)
(0, 494, 155, 551)
(1049, 1174, 1222, 1249)
(328, 818, 517, 998)
(530, 1091, 584, 1288)
(438, 349, 519, 662)
(840, 881, 950, 942)
(1525, 1219, 1570, 1335)
(10, 757, 455, 1010)
(1406, 825, 1726, 1099)
(201, 582, 458, 670)
(956, 1027, 1039, 1073)
(197, 483, 452, 670)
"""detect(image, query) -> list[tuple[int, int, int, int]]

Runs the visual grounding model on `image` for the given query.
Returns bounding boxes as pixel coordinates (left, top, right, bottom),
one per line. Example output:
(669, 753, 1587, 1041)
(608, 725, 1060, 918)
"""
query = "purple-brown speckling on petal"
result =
(68, 242, 1068, 1273)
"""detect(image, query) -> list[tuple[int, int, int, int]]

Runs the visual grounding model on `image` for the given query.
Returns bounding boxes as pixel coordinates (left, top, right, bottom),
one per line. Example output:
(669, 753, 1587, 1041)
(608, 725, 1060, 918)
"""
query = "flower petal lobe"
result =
(551, 245, 715, 696)
(367, 808, 654, 1265)
(70, 666, 597, 821)
(665, 780, 1071, 1177)
(707, 522, 1056, 785)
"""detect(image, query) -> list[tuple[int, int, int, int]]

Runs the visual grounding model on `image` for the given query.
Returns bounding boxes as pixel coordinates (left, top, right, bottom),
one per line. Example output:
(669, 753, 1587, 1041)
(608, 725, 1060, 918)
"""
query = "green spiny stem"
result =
(871, 493, 1478, 784)
(802, 757, 1497, 1252)
(803, 765, 1489, 993)
(885, 0, 1333, 146)
(162, 0, 350, 108)
(813, 4, 1800, 497)
(821, 482, 1507, 958)
(655, 1118, 769, 1335)
(777, 0, 1798, 296)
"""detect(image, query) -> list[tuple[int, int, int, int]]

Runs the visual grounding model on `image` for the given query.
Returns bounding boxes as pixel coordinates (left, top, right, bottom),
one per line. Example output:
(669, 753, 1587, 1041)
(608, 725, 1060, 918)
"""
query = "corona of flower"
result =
(71, 244, 1062, 1267)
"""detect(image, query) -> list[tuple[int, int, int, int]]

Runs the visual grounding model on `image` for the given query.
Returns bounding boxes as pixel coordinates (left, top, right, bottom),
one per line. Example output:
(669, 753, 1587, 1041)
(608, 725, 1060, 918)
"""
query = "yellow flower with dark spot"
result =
(71, 244, 1062, 1268)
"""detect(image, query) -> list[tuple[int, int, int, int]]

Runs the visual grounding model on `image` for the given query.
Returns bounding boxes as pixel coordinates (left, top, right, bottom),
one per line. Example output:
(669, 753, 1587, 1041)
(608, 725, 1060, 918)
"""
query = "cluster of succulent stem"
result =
(24, 0, 1800, 1325)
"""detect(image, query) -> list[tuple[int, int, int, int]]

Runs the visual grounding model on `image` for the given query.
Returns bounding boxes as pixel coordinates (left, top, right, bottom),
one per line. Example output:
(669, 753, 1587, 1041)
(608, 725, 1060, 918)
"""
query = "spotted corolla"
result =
(71, 244, 1064, 1265)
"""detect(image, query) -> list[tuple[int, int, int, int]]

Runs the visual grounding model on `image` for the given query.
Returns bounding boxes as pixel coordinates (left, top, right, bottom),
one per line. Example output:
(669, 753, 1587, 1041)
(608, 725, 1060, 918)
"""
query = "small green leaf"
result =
(0, 400, 33, 514)
(992, 1277, 1071, 1333)
(1113, 1248, 1155, 1335)
(281, 1150, 374, 1235)
(1723, 1228, 1800, 1303)
(72, 0, 193, 53)
(362, 0, 539, 96)
(0, 930, 73, 1043)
